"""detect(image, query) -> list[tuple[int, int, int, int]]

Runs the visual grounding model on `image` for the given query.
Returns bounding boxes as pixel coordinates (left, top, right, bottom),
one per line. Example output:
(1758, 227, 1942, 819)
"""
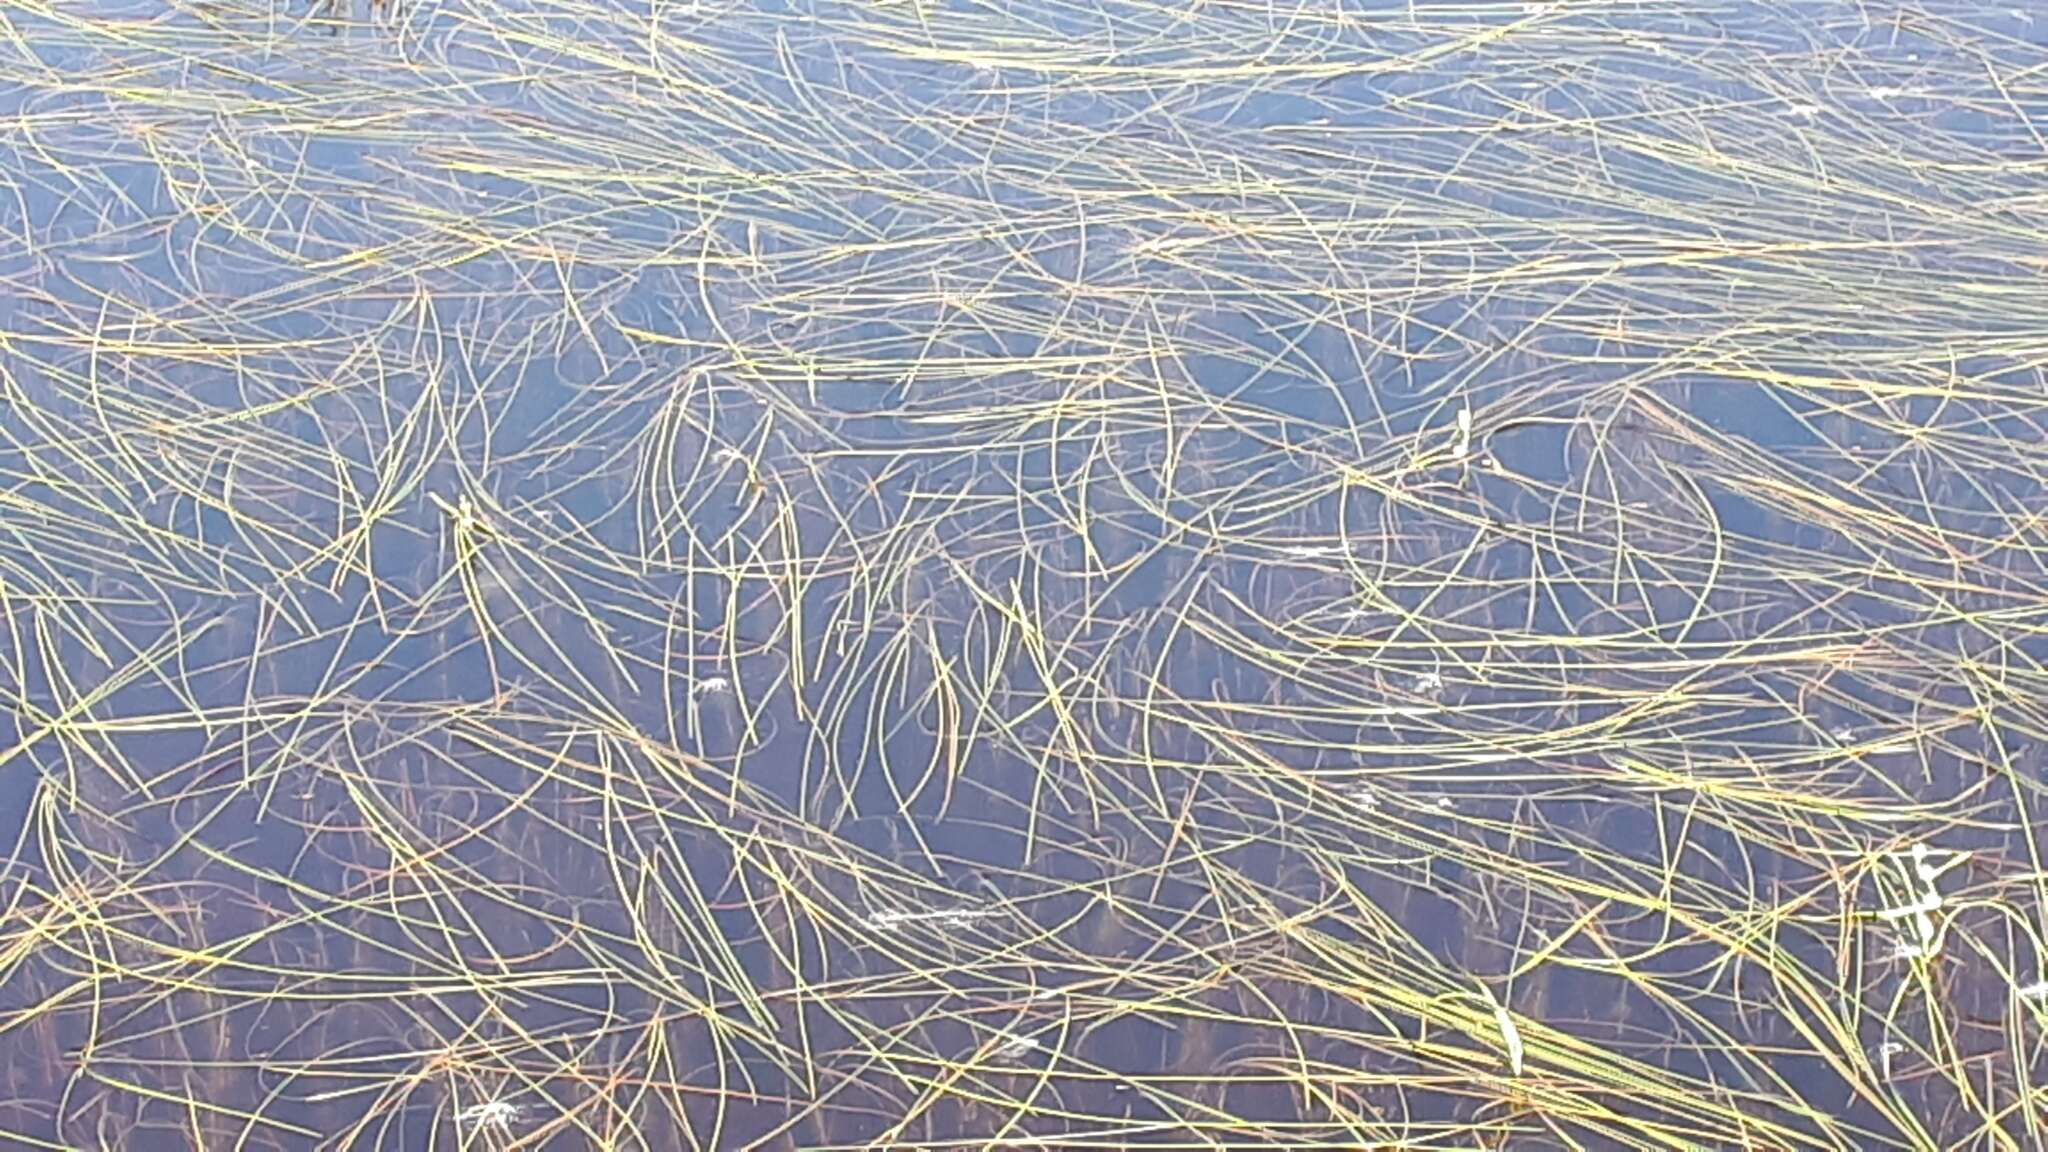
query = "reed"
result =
(0, 0, 2041, 1146)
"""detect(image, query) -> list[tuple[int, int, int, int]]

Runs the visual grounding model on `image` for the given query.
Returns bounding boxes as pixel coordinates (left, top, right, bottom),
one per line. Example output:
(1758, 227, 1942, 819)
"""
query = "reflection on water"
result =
(0, 0, 2045, 1146)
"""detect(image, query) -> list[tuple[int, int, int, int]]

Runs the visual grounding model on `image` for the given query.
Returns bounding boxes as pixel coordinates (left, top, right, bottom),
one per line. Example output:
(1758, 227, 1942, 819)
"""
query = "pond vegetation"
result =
(0, 0, 2046, 1147)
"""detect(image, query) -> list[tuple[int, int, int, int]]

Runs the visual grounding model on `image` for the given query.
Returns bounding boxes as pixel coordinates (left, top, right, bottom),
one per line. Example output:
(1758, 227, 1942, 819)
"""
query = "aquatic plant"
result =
(0, 0, 2044, 1147)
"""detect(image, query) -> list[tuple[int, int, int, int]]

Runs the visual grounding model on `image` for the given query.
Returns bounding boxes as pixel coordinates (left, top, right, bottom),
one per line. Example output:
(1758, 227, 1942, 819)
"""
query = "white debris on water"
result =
(863, 906, 997, 932)
(1877, 842, 1965, 961)
(1877, 1040, 1903, 1080)
(455, 1100, 522, 1133)
(993, 1034, 1043, 1060)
